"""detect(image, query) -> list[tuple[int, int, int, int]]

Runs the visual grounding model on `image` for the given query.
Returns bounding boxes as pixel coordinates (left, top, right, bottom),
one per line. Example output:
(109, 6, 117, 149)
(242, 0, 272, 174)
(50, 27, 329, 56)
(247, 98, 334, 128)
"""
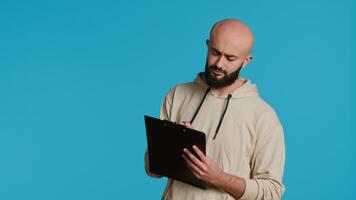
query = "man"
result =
(145, 19, 286, 200)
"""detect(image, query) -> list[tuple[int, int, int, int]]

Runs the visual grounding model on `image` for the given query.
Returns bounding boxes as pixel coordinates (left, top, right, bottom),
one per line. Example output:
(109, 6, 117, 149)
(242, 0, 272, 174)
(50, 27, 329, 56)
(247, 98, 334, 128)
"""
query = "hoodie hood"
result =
(194, 72, 259, 99)
(191, 73, 260, 139)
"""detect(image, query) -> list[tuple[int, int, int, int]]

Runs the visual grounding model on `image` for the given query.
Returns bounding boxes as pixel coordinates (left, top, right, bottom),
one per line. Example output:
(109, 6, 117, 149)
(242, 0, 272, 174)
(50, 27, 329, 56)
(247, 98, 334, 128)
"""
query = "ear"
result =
(242, 55, 253, 68)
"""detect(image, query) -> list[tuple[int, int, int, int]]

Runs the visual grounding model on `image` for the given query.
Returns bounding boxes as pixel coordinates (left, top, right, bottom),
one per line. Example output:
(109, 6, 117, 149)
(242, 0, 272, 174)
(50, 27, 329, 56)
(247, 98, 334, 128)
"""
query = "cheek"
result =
(207, 54, 218, 65)
(225, 64, 239, 73)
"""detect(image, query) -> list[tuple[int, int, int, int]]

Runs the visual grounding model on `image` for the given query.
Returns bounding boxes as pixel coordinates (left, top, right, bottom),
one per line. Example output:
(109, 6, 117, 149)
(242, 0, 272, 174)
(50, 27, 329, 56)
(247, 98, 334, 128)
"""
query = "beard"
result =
(204, 61, 243, 89)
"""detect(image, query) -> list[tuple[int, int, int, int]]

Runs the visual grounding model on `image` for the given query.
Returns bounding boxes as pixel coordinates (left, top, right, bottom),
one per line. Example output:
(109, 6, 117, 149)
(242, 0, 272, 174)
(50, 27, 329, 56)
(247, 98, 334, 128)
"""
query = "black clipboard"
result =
(144, 115, 207, 189)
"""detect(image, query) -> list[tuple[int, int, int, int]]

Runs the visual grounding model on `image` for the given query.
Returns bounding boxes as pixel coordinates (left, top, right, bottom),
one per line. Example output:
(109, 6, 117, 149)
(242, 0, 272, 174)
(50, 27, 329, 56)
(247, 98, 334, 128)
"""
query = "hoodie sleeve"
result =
(160, 86, 176, 121)
(240, 109, 286, 200)
(160, 95, 172, 121)
(144, 89, 174, 177)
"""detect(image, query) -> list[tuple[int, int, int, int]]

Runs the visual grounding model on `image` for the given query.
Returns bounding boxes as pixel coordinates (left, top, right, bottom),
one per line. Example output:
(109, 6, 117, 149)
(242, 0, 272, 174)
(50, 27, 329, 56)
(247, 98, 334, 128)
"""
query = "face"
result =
(204, 39, 248, 89)
(204, 58, 243, 89)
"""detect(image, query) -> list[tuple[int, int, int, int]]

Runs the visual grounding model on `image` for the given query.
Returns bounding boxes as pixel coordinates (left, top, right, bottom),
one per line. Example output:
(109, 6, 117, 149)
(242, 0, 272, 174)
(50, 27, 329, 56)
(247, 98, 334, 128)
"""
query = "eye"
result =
(226, 56, 237, 62)
(211, 49, 220, 56)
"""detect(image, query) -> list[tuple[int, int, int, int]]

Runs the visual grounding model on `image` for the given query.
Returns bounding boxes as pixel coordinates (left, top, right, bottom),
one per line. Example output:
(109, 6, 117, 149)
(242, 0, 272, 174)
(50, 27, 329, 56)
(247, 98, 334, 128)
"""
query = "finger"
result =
(183, 121, 192, 128)
(179, 121, 192, 128)
(179, 122, 188, 128)
(182, 154, 202, 178)
(183, 148, 206, 171)
(182, 154, 200, 172)
(192, 145, 207, 162)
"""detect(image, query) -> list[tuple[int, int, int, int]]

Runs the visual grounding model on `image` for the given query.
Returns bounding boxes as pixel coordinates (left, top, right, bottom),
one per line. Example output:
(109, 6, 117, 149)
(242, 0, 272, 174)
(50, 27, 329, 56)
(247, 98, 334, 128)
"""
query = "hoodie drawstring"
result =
(213, 94, 232, 139)
(190, 87, 232, 140)
(190, 87, 211, 124)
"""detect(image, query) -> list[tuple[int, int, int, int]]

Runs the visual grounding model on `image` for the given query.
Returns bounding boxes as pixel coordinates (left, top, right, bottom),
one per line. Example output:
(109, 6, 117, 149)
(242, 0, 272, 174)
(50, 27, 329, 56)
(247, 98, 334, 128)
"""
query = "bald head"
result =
(209, 19, 254, 56)
(204, 19, 254, 90)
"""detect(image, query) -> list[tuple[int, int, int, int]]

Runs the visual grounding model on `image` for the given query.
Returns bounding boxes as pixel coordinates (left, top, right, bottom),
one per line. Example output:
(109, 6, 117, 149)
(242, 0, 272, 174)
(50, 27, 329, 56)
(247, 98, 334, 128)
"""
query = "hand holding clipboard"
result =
(144, 115, 207, 189)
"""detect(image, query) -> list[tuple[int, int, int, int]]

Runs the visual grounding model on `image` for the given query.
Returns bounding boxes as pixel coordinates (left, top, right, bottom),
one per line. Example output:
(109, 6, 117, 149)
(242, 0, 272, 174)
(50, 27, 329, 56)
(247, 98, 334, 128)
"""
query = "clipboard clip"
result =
(162, 120, 188, 133)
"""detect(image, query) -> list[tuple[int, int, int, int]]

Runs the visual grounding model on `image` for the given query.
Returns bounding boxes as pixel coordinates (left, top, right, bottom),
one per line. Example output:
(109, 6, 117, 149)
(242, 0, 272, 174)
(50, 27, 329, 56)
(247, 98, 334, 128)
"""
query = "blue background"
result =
(0, 0, 355, 199)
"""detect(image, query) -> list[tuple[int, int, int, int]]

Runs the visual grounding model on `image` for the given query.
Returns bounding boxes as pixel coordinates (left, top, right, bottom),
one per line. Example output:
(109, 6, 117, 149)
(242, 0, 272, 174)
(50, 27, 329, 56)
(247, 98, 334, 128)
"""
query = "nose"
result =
(215, 55, 225, 69)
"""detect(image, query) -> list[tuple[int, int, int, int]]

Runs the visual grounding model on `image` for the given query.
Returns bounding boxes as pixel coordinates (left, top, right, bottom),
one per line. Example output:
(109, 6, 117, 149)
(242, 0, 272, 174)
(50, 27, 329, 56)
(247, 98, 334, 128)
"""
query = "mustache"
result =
(208, 65, 227, 75)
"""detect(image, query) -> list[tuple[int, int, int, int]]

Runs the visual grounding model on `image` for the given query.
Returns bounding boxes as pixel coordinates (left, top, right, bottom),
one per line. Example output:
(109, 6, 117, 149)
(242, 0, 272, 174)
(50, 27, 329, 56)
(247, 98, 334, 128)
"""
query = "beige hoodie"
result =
(146, 74, 285, 200)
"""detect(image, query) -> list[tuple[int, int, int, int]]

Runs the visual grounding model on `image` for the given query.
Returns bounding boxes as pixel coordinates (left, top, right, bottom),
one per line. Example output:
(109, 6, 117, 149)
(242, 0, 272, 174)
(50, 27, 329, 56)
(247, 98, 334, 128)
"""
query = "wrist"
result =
(211, 171, 228, 190)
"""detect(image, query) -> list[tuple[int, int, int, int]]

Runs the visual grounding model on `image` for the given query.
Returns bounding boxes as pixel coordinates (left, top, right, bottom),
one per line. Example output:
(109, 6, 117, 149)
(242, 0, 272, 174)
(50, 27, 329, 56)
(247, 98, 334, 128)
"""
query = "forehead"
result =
(210, 34, 248, 56)
(209, 24, 253, 56)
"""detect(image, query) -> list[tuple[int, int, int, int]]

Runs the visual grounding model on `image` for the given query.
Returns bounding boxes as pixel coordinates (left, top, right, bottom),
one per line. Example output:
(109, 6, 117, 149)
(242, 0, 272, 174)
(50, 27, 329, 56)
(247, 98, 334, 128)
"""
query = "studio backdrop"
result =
(0, 0, 355, 199)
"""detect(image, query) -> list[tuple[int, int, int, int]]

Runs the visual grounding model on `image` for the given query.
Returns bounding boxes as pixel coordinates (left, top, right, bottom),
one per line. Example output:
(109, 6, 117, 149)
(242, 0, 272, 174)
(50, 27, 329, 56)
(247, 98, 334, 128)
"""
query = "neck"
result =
(211, 78, 245, 96)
